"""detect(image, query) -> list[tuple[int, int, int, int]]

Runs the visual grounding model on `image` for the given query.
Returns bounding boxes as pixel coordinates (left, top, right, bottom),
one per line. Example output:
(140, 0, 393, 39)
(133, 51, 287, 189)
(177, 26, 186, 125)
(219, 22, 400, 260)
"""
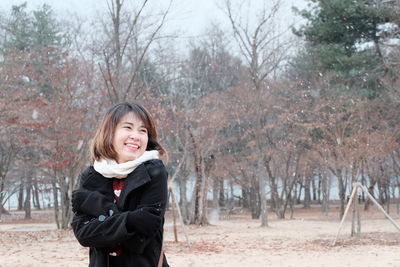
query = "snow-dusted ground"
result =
(0, 207, 399, 266)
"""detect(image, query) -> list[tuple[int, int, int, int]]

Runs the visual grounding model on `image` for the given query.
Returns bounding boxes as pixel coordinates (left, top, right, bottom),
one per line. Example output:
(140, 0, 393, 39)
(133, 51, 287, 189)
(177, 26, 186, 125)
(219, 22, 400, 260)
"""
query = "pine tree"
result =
(294, 0, 390, 98)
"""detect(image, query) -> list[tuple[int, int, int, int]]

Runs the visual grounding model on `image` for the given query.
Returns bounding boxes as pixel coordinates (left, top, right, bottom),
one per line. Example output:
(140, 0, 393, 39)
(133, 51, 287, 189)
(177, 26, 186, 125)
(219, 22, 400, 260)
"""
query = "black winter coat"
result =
(71, 159, 170, 267)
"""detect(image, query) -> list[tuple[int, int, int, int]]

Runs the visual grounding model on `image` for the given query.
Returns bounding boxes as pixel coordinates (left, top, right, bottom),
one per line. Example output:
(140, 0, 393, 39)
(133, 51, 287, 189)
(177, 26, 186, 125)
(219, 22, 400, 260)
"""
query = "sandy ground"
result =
(0, 207, 399, 267)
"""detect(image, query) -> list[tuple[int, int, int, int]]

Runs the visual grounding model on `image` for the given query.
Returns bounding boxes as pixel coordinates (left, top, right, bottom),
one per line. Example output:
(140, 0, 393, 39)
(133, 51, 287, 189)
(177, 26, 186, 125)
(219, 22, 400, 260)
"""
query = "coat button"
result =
(98, 215, 106, 222)
(109, 210, 114, 216)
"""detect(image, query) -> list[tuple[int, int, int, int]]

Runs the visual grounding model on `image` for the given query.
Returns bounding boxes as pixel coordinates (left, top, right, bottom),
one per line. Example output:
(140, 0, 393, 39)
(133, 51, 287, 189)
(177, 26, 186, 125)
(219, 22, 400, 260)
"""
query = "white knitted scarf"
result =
(93, 150, 159, 179)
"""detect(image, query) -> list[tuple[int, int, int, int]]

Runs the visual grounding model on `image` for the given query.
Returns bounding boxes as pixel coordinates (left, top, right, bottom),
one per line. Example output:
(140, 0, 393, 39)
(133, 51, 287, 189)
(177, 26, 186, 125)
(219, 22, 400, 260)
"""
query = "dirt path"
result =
(0, 209, 399, 266)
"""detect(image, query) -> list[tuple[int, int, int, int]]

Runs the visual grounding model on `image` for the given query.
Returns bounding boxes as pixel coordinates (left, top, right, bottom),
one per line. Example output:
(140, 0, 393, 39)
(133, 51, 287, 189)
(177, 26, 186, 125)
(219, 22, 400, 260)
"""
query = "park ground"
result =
(0, 205, 399, 267)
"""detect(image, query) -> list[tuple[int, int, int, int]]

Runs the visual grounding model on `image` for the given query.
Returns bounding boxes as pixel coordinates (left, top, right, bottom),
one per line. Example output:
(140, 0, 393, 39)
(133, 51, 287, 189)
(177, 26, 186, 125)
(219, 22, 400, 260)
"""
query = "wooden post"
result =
(170, 187, 191, 247)
(170, 190, 178, 242)
(332, 182, 400, 246)
(332, 185, 358, 246)
(166, 157, 191, 248)
(358, 183, 400, 232)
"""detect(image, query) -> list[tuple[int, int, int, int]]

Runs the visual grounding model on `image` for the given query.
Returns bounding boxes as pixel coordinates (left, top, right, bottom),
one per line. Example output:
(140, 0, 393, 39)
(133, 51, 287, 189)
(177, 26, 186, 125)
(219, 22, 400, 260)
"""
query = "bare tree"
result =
(95, 0, 172, 103)
(0, 140, 16, 216)
(224, 0, 291, 226)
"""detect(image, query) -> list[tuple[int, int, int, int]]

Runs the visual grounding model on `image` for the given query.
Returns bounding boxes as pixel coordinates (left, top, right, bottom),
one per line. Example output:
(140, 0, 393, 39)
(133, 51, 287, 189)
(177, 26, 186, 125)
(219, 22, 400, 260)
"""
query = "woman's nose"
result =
(129, 130, 140, 140)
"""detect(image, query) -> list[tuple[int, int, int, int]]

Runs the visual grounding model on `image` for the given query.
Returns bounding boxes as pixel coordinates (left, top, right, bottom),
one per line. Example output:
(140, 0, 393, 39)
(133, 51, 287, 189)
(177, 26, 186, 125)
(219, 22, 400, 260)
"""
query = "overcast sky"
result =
(0, 0, 308, 37)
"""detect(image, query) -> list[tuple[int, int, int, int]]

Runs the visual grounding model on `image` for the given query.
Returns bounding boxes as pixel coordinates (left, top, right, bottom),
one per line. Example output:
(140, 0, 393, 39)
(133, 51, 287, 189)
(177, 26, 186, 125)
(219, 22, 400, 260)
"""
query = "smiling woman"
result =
(71, 102, 169, 267)
(90, 103, 165, 164)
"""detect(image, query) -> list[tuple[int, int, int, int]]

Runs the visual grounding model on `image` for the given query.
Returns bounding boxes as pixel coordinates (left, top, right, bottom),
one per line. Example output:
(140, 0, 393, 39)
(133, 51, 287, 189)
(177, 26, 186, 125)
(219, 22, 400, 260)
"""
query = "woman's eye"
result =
(140, 129, 148, 133)
(124, 126, 132, 129)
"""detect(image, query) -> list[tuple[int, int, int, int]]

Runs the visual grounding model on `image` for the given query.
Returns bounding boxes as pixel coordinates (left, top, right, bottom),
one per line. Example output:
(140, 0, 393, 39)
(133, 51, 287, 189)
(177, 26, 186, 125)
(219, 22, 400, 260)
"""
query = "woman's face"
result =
(113, 112, 148, 163)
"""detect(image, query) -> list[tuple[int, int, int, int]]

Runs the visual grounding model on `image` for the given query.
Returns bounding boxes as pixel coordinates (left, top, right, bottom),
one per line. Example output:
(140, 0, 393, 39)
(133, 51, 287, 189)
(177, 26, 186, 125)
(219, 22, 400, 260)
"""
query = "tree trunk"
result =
(33, 177, 41, 210)
(266, 158, 282, 218)
(242, 187, 249, 209)
(397, 177, 400, 214)
(51, 176, 60, 229)
(321, 172, 329, 216)
(0, 174, 8, 217)
(212, 177, 219, 210)
(337, 170, 345, 219)
(377, 178, 385, 206)
(289, 190, 295, 219)
(249, 176, 260, 219)
(199, 158, 209, 225)
(191, 160, 202, 225)
(303, 176, 311, 209)
(297, 182, 303, 204)
(361, 159, 366, 202)
(257, 154, 268, 227)
(0, 145, 14, 217)
(59, 175, 72, 229)
(178, 173, 189, 223)
(351, 188, 360, 238)
(18, 179, 24, 211)
(312, 175, 317, 201)
(198, 154, 215, 225)
(189, 128, 208, 225)
(219, 179, 225, 207)
(281, 174, 299, 219)
(24, 174, 32, 220)
(385, 178, 390, 214)
(317, 173, 322, 204)
(0, 173, 11, 216)
(365, 179, 376, 211)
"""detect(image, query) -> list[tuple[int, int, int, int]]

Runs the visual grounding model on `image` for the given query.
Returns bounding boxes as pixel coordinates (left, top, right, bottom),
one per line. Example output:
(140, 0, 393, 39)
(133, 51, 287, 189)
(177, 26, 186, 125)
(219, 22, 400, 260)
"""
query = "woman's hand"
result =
(126, 206, 162, 237)
(72, 188, 118, 218)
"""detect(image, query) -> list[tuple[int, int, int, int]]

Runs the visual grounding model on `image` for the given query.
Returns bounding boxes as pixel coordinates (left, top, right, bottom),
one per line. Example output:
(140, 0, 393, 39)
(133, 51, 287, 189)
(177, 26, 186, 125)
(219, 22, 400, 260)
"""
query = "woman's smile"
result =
(125, 142, 140, 150)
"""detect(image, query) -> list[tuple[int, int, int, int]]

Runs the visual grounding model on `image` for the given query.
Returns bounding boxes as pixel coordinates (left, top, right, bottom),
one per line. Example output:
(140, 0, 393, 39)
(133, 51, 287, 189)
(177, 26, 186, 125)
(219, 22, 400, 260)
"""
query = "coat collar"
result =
(117, 163, 151, 208)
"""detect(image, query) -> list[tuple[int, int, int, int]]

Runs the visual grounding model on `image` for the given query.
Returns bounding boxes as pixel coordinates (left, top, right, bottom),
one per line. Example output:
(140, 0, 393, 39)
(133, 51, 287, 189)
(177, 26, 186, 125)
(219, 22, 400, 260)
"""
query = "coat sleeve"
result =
(140, 160, 169, 216)
(71, 211, 136, 248)
(71, 168, 139, 248)
(72, 189, 120, 218)
(121, 160, 169, 253)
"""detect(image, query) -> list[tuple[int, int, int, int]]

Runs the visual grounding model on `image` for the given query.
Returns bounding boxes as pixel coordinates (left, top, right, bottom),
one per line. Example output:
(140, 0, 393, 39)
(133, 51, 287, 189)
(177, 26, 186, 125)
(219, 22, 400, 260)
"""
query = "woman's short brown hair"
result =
(90, 102, 166, 162)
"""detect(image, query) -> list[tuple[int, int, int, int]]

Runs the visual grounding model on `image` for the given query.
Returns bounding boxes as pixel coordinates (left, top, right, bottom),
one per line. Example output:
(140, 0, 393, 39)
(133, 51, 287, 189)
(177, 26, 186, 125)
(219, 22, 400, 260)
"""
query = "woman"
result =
(71, 102, 169, 267)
